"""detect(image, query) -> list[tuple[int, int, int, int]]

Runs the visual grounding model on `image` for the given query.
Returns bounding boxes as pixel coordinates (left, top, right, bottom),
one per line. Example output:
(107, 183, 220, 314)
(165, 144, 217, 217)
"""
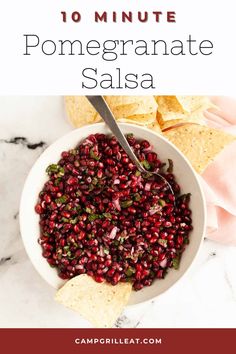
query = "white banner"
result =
(0, 0, 235, 94)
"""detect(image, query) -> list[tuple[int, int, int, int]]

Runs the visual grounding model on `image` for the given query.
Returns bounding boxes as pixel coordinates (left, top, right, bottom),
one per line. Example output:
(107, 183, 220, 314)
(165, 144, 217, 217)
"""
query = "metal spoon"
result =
(86, 95, 175, 197)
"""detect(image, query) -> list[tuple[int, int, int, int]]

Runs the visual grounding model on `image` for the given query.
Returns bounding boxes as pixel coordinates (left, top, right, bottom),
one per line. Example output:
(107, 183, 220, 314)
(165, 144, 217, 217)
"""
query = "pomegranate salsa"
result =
(35, 133, 192, 291)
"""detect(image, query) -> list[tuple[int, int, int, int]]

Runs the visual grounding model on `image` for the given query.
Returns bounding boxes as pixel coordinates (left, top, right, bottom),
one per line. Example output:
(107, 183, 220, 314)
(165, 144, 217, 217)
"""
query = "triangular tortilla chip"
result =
(164, 125, 235, 173)
(55, 274, 132, 328)
(176, 96, 215, 113)
(105, 96, 157, 116)
(155, 96, 186, 116)
(65, 96, 101, 127)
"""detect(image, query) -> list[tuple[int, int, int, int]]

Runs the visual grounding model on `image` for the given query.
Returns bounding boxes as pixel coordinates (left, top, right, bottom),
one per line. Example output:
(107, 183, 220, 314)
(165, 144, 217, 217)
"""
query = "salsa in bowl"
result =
(20, 123, 206, 305)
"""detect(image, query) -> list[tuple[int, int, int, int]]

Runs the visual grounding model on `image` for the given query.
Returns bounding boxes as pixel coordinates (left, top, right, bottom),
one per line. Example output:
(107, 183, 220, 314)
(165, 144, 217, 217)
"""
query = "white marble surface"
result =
(0, 96, 236, 328)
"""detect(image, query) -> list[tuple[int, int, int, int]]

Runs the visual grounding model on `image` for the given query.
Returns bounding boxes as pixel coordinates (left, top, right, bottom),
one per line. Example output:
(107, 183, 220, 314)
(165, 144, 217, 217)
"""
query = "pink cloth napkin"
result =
(200, 97, 236, 245)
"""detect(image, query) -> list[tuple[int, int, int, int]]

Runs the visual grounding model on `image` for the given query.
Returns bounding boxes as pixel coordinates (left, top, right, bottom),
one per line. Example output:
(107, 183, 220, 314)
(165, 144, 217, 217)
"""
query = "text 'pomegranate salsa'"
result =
(35, 133, 192, 291)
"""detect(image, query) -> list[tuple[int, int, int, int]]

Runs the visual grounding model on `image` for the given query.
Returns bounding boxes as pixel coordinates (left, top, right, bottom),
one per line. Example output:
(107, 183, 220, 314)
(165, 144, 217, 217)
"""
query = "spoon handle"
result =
(86, 96, 144, 171)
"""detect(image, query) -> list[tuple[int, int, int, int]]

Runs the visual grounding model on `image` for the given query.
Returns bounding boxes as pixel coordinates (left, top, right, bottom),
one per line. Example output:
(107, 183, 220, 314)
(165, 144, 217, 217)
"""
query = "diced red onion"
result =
(83, 138, 93, 146)
(109, 226, 118, 239)
(149, 205, 162, 215)
(144, 182, 151, 191)
(159, 258, 167, 268)
(75, 264, 84, 270)
(112, 198, 121, 211)
(98, 246, 105, 257)
(142, 145, 152, 152)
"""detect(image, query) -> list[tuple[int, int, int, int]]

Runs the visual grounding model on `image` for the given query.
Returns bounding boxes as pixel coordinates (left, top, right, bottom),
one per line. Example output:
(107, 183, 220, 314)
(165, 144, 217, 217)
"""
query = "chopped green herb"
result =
(134, 193, 141, 202)
(46, 164, 59, 174)
(158, 239, 168, 247)
(66, 251, 72, 258)
(92, 177, 98, 185)
(158, 199, 166, 207)
(76, 190, 82, 197)
(126, 133, 134, 139)
(76, 205, 82, 211)
(135, 170, 141, 177)
(141, 160, 151, 170)
(103, 213, 112, 220)
(88, 184, 95, 192)
(104, 248, 109, 255)
(173, 256, 180, 269)
(69, 149, 77, 155)
(181, 193, 191, 203)
(142, 172, 152, 179)
(55, 195, 68, 204)
(125, 267, 135, 277)
(88, 214, 100, 222)
(57, 167, 65, 177)
(85, 207, 92, 214)
(61, 217, 70, 223)
(167, 159, 174, 173)
(54, 178, 62, 186)
(70, 217, 78, 225)
(63, 246, 70, 251)
(89, 148, 100, 161)
(120, 200, 133, 208)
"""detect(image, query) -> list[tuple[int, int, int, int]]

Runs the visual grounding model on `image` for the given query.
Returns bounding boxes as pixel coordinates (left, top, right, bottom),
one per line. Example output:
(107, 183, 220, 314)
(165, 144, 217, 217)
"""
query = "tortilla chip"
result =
(176, 96, 215, 113)
(55, 274, 132, 328)
(157, 106, 207, 129)
(104, 96, 142, 107)
(164, 125, 236, 173)
(147, 121, 162, 133)
(65, 96, 101, 127)
(160, 120, 197, 131)
(155, 96, 215, 127)
(65, 96, 157, 127)
(155, 96, 215, 115)
(155, 96, 186, 116)
(117, 113, 156, 126)
(160, 117, 207, 131)
(105, 96, 157, 116)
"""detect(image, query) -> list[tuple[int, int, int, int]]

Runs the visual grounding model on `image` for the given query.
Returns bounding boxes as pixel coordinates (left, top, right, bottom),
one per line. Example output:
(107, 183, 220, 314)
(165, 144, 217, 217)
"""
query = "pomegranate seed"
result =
(111, 272, 121, 285)
(97, 170, 103, 178)
(78, 231, 86, 240)
(35, 204, 43, 214)
(73, 224, 80, 233)
(94, 275, 105, 283)
(44, 194, 51, 203)
(107, 268, 115, 277)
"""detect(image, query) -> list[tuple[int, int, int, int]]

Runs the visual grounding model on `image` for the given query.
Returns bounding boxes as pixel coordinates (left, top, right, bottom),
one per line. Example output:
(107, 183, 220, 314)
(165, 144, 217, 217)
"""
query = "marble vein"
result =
(0, 137, 46, 150)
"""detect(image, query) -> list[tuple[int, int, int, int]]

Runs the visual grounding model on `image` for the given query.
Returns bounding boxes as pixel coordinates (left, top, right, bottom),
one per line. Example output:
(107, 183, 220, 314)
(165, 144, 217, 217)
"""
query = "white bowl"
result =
(20, 123, 206, 305)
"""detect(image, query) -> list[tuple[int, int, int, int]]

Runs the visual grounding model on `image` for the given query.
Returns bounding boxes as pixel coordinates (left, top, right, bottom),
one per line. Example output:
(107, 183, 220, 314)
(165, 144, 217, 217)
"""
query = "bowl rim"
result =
(19, 122, 206, 306)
